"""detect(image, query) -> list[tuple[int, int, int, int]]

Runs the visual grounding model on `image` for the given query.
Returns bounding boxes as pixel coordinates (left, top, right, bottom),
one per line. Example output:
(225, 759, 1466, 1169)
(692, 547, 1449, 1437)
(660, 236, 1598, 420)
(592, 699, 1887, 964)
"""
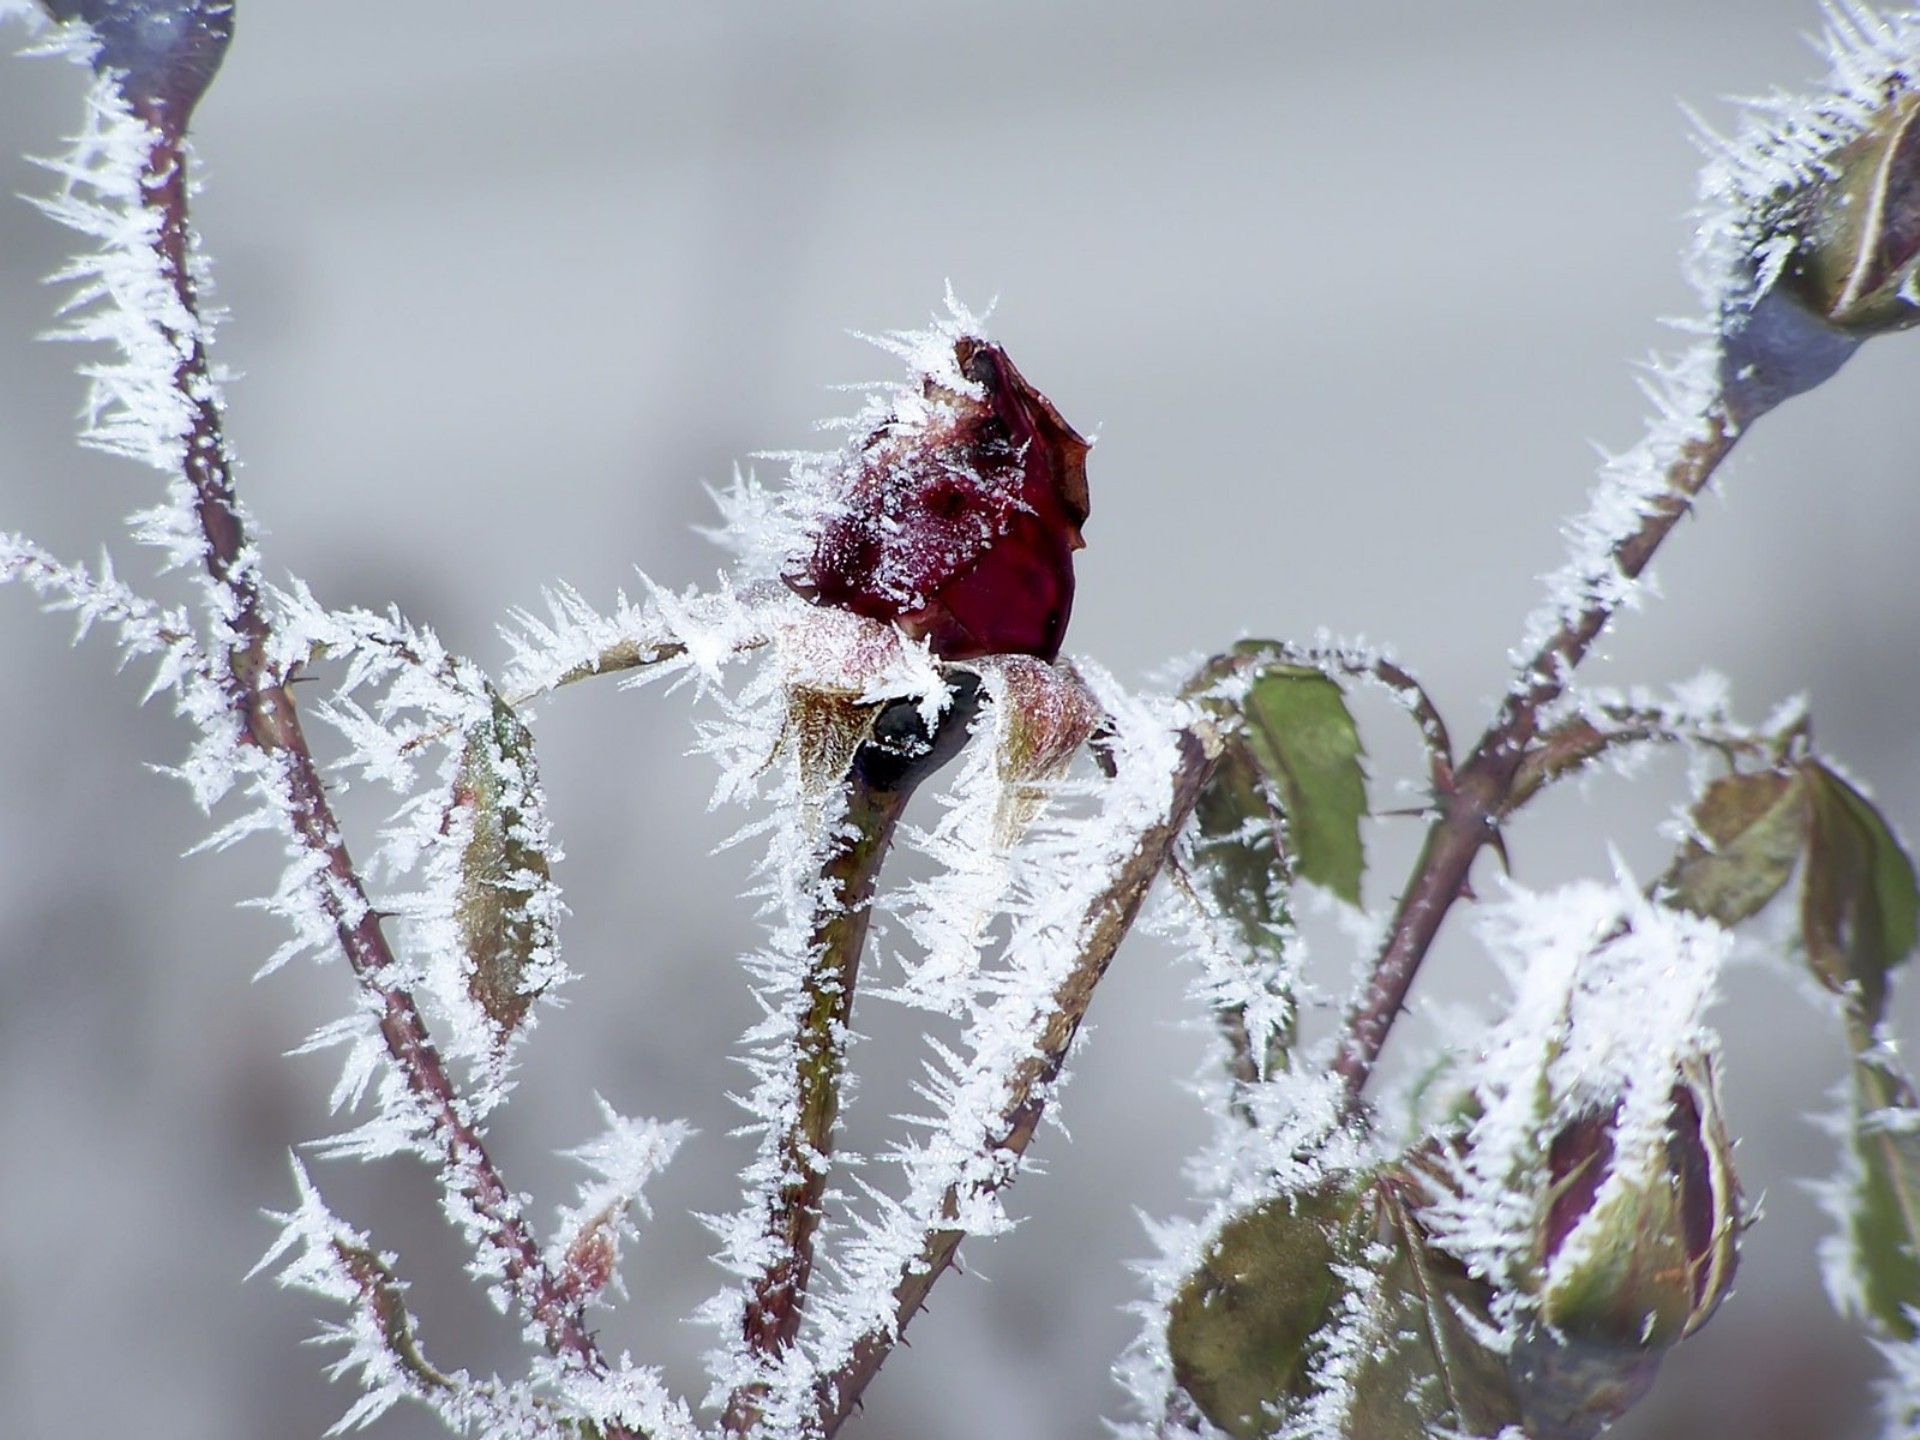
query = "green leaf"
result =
(1344, 1174, 1521, 1440)
(1168, 1182, 1354, 1440)
(1662, 768, 1808, 927)
(1844, 1055, 1920, 1340)
(1188, 739, 1297, 1076)
(1168, 1169, 1519, 1440)
(1231, 652, 1368, 907)
(1800, 762, 1920, 1027)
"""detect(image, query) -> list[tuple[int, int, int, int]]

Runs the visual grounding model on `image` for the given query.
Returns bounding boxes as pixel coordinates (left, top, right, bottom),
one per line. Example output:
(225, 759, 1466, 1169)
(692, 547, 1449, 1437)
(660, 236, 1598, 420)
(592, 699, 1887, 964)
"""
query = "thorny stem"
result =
(811, 727, 1220, 1438)
(1506, 703, 1780, 812)
(135, 111, 629, 1417)
(727, 772, 913, 1437)
(1332, 405, 1743, 1105)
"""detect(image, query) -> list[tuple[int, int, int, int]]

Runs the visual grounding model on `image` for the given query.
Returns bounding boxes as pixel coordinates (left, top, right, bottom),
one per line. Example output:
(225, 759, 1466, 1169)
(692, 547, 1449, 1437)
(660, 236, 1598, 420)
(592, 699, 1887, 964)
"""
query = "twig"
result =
(811, 727, 1219, 1436)
(1505, 701, 1780, 811)
(1332, 405, 1742, 1104)
(127, 94, 629, 1412)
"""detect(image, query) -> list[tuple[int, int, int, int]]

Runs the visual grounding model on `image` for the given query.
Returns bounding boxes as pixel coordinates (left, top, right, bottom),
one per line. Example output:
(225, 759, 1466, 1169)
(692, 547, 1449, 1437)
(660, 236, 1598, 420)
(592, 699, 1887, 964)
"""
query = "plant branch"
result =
(131, 105, 629, 1412)
(726, 769, 913, 1437)
(1332, 404, 1742, 1104)
(812, 726, 1219, 1437)
(1505, 701, 1780, 811)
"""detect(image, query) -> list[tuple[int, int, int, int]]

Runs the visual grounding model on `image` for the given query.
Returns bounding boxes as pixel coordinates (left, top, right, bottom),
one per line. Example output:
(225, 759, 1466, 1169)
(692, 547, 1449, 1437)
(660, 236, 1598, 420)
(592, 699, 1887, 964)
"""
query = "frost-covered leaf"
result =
(1801, 762, 1920, 1027)
(1168, 1167, 1518, 1440)
(1662, 767, 1807, 926)
(1167, 1178, 1354, 1439)
(448, 687, 561, 1040)
(1832, 1053, 1920, 1342)
(1207, 651, 1367, 907)
(1344, 1172, 1519, 1440)
(1189, 741, 1290, 954)
(1184, 738, 1297, 1078)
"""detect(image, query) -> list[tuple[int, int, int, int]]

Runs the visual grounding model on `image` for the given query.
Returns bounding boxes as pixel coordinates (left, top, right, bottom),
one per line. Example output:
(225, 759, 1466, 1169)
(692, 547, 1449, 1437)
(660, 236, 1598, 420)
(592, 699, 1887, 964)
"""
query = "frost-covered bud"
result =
(43, 1, 234, 126)
(972, 654, 1102, 844)
(786, 336, 1091, 662)
(1536, 1056, 1738, 1345)
(1721, 82, 1920, 419)
(1513, 1055, 1740, 1440)
(1776, 90, 1920, 337)
(559, 1212, 619, 1303)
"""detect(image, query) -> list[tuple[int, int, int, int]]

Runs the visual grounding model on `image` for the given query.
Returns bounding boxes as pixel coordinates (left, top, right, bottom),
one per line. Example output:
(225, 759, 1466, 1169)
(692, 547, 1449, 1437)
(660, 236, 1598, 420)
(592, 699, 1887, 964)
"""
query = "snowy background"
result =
(2, 4, 1918, 1437)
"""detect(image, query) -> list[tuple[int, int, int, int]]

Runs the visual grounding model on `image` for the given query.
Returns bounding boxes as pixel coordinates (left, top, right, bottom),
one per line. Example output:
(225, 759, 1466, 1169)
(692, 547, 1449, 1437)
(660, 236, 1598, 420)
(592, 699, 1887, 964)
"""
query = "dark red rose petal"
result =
(787, 336, 1089, 661)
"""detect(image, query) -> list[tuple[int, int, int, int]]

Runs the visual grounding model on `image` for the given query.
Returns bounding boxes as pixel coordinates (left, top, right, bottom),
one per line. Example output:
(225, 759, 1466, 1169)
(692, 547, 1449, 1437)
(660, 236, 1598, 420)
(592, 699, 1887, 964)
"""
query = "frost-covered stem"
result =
(330, 1237, 459, 1399)
(132, 111, 627, 1406)
(1507, 702, 1778, 810)
(1226, 640, 1455, 794)
(1333, 406, 1742, 1104)
(728, 773, 912, 1436)
(811, 729, 1218, 1437)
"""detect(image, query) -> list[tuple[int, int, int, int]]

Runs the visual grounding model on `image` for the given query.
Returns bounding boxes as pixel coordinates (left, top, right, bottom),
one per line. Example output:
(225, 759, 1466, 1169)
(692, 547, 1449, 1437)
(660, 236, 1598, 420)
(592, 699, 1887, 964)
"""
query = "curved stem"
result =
(1333, 405, 1742, 1104)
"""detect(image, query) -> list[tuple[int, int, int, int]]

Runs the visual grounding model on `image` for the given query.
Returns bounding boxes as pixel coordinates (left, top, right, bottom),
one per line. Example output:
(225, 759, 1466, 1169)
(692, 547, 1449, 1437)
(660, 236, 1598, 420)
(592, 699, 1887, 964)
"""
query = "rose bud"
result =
(786, 335, 1090, 662)
(1720, 78, 1920, 419)
(1512, 1053, 1741, 1440)
(1776, 88, 1920, 337)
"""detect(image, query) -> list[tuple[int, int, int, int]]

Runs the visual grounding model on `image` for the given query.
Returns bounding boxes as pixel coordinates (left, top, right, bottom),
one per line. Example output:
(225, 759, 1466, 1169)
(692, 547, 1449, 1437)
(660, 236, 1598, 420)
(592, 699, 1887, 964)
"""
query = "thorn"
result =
(1486, 828, 1513, 878)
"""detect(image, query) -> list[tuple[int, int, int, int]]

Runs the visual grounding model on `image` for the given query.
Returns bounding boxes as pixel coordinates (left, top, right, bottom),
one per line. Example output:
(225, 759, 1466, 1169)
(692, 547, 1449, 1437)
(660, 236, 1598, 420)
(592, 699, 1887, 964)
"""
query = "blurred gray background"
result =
(3, 4, 1917, 1437)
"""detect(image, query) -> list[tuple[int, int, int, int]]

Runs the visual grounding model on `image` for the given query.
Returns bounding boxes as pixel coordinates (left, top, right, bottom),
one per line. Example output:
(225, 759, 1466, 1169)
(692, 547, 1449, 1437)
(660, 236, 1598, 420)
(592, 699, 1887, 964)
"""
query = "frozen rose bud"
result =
(43, 0, 235, 127)
(1721, 84, 1920, 420)
(1778, 89, 1920, 336)
(786, 336, 1090, 662)
(1514, 1055, 1740, 1439)
(1538, 1056, 1739, 1346)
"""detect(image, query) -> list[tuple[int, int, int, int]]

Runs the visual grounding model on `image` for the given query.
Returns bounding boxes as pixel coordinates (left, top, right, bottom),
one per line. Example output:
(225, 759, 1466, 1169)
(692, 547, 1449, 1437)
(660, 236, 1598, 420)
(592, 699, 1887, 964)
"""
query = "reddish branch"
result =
(811, 728, 1220, 1437)
(134, 108, 626, 1413)
(1332, 409, 1742, 1103)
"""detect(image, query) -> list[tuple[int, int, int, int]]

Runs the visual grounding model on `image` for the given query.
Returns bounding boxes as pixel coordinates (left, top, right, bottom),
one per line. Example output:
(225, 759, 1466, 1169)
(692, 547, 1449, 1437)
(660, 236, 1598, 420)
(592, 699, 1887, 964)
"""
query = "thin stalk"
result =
(812, 728, 1219, 1437)
(132, 108, 626, 1409)
(1333, 406, 1742, 1104)
(727, 771, 912, 1436)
